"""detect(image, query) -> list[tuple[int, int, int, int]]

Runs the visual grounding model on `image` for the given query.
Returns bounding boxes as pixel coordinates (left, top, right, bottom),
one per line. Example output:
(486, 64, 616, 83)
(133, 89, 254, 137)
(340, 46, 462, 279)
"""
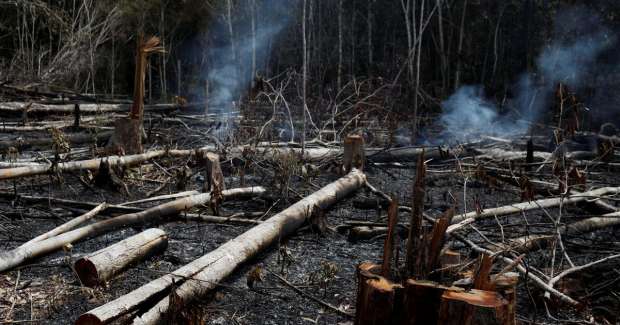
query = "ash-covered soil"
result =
(1, 121, 620, 324)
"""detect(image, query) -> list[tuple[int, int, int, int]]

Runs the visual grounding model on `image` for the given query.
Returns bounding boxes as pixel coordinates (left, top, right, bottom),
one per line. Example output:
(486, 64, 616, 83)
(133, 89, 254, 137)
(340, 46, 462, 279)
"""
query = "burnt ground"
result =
(0, 115, 620, 324)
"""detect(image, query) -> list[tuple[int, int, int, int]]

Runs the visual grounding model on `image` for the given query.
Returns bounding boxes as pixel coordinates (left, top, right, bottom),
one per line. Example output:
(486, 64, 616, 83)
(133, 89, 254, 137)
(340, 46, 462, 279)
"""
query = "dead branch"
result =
(0, 186, 265, 273)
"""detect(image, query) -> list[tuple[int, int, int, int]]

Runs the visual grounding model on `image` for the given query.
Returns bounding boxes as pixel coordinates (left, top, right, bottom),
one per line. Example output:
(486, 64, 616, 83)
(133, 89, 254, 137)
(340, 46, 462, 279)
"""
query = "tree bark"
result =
(75, 228, 168, 287)
(77, 169, 366, 325)
(355, 262, 399, 325)
(200, 152, 225, 193)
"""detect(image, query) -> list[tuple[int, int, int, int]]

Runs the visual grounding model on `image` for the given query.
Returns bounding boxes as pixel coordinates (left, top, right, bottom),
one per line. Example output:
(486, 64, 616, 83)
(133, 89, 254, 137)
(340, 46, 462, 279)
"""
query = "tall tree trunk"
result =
(367, 0, 374, 76)
(302, 0, 308, 151)
(251, 0, 256, 83)
(226, 0, 236, 62)
(436, 0, 447, 96)
(454, 0, 468, 91)
(337, 0, 343, 91)
(412, 0, 425, 140)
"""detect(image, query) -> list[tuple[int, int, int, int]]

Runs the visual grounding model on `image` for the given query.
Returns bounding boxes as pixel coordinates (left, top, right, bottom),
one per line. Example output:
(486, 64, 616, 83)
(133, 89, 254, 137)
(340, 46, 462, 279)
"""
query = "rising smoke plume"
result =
(439, 6, 616, 142)
(206, 0, 294, 109)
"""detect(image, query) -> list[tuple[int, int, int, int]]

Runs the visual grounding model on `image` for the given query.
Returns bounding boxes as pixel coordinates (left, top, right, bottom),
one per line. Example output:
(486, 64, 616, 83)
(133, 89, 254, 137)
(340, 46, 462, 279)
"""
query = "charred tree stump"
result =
(402, 279, 453, 325)
(437, 289, 510, 325)
(344, 135, 365, 173)
(75, 228, 168, 287)
(491, 272, 519, 325)
(94, 159, 129, 195)
(355, 262, 400, 325)
(73, 103, 81, 130)
(201, 152, 225, 193)
(107, 117, 143, 155)
(406, 150, 426, 277)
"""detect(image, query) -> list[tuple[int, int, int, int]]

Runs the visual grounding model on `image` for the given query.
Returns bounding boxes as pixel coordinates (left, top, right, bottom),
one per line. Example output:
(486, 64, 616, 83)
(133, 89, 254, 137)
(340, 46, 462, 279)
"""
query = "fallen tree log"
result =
(75, 228, 168, 287)
(507, 211, 620, 252)
(0, 131, 112, 151)
(0, 186, 265, 273)
(77, 169, 366, 325)
(0, 101, 200, 116)
(0, 148, 201, 181)
(447, 187, 620, 234)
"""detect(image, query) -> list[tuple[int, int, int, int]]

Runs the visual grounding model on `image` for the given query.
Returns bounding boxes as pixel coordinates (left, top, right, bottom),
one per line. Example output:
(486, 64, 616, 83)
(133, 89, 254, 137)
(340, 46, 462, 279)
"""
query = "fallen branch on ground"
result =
(0, 186, 265, 273)
(447, 187, 620, 234)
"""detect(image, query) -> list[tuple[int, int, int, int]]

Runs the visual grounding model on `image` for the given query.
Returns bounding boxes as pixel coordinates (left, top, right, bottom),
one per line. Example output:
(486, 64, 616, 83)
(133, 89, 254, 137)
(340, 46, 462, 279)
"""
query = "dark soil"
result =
(1, 116, 620, 324)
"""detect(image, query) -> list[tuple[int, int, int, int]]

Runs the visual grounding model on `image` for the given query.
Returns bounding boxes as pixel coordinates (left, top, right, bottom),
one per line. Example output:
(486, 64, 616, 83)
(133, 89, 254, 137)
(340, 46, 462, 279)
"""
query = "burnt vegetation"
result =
(1, 0, 620, 324)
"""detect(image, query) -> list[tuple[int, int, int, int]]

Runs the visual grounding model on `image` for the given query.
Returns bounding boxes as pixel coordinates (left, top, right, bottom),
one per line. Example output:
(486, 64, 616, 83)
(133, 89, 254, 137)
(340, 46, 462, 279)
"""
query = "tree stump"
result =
(355, 262, 401, 325)
(107, 117, 143, 155)
(74, 228, 168, 287)
(402, 279, 455, 325)
(344, 135, 365, 173)
(491, 272, 519, 325)
(201, 152, 225, 193)
(437, 289, 510, 325)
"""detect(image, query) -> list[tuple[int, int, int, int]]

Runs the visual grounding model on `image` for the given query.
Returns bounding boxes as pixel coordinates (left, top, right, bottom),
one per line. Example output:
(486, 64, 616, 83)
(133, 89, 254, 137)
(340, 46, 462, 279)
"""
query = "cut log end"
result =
(438, 289, 510, 325)
(75, 258, 100, 287)
(74, 228, 168, 287)
(75, 313, 103, 325)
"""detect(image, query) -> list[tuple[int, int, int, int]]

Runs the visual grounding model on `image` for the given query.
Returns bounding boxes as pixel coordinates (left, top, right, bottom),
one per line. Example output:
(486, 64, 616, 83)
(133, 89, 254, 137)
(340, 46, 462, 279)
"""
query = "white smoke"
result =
(438, 7, 615, 142)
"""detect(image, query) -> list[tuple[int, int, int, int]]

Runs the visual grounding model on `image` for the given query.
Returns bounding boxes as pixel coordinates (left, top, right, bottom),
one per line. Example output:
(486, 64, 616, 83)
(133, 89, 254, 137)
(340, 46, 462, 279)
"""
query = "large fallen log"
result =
(447, 187, 620, 234)
(77, 169, 367, 325)
(0, 186, 265, 273)
(0, 131, 112, 151)
(0, 101, 197, 115)
(75, 228, 168, 287)
(0, 148, 201, 181)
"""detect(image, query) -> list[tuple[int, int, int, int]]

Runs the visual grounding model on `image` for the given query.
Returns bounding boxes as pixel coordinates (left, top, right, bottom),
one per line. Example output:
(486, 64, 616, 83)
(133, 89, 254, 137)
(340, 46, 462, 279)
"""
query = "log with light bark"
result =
(0, 101, 185, 115)
(0, 131, 112, 151)
(507, 211, 620, 252)
(0, 148, 201, 181)
(447, 187, 620, 234)
(75, 228, 168, 287)
(0, 186, 265, 273)
(77, 169, 366, 325)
